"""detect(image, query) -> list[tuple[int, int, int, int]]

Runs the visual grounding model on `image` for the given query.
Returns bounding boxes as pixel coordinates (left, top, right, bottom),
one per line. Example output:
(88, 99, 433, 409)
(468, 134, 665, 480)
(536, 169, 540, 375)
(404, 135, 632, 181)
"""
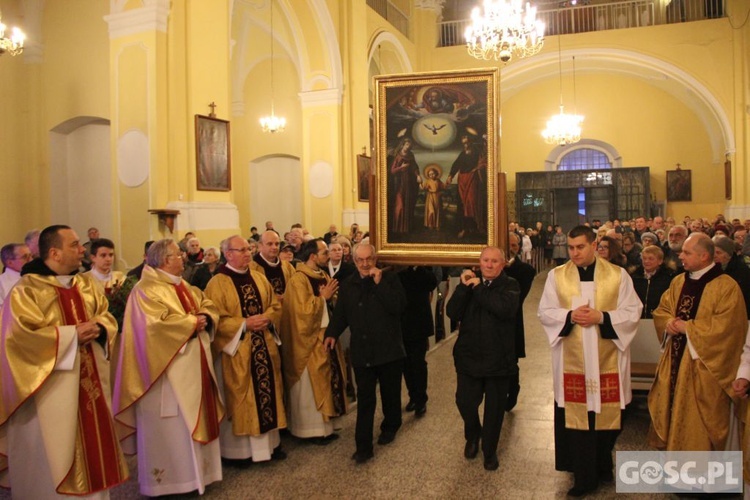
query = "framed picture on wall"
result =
(357, 154, 371, 202)
(666, 168, 691, 202)
(195, 115, 231, 191)
(371, 68, 502, 266)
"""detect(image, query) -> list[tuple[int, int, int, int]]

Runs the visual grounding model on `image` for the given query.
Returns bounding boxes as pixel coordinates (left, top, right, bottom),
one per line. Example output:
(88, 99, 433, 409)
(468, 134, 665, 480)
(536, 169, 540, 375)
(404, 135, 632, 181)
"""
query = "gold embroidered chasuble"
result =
(204, 268, 287, 436)
(649, 272, 747, 451)
(280, 264, 348, 419)
(554, 258, 623, 431)
(250, 257, 295, 299)
(0, 272, 129, 494)
(113, 265, 223, 445)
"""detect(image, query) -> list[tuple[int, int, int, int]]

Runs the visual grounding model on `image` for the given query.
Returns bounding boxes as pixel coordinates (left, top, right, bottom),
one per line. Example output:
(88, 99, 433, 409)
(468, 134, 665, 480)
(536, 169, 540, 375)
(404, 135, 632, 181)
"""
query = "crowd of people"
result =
(0, 212, 749, 497)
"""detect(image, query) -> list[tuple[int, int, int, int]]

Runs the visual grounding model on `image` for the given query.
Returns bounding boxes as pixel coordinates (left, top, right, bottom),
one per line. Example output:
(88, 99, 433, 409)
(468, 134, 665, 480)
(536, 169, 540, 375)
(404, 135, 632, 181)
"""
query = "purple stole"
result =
(669, 264, 723, 400)
(253, 254, 287, 296)
(218, 265, 279, 433)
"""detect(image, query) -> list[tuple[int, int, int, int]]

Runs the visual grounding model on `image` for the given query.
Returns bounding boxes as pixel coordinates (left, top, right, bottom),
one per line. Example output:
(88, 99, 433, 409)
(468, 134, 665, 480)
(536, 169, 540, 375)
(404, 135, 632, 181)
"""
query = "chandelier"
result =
(260, 0, 285, 133)
(465, 0, 545, 63)
(0, 9, 25, 57)
(542, 38, 583, 145)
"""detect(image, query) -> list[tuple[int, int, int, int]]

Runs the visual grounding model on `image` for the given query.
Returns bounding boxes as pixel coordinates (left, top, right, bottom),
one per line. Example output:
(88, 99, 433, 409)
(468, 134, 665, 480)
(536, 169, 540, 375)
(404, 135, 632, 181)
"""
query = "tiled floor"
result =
(3, 270, 673, 499)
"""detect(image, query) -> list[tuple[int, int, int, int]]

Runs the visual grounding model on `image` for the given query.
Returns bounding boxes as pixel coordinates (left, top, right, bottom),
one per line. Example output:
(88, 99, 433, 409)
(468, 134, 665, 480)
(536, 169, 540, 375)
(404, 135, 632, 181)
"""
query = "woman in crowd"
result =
(713, 235, 750, 316)
(552, 225, 567, 266)
(544, 224, 554, 266)
(597, 236, 627, 268)
(630, 245, 674, 318)
(640, 232, 658, 247)
(190, 246, 221, 290)
(336, 235, 354, 263)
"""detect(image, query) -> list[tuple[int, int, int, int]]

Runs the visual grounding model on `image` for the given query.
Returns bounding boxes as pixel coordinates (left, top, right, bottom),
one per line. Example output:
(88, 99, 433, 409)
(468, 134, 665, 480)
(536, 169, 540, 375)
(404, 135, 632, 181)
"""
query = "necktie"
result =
(484, 280, 490, 287)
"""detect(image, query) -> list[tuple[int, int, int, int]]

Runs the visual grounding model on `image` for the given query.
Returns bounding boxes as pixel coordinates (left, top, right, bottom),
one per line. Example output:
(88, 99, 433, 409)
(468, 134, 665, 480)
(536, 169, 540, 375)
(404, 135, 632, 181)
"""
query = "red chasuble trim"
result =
(55, 285, 127, 494)
(563, 373, 586, 404)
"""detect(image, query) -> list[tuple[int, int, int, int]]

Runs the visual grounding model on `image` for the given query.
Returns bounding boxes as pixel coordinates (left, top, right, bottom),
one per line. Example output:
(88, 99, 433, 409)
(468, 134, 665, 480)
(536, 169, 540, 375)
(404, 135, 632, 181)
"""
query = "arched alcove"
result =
(49, 116, 113, 242)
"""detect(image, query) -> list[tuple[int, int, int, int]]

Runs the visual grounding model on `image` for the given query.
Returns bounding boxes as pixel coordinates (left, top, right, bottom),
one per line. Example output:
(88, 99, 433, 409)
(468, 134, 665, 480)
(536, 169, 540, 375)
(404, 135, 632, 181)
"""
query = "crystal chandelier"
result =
(260, 0, 285, 133)
(0, 9, 25, 57)
(542, 39, 583, 146)
(465, 0, 545, 63)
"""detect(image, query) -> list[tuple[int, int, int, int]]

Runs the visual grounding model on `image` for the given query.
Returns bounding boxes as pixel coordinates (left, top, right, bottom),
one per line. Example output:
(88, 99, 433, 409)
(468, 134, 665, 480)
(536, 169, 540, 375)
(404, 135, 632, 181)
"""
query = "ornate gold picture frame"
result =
(371, 68, 502, 265)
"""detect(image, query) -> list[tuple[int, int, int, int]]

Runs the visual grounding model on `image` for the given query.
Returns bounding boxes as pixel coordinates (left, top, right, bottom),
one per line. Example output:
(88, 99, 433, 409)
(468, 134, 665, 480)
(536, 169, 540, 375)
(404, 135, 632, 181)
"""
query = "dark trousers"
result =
(455, 373, 509, 458)
(554, 403, 622, 490)
(403, 338, 429, 407)
(353, 359, 403, 453)
(507, 358, 520, 406)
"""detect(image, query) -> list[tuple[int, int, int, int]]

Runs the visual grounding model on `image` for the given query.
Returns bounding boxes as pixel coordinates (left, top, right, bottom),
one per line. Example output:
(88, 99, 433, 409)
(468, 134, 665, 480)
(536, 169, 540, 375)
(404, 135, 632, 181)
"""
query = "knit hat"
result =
(640, 232, 657, 244)
(713, 235, 735, 256)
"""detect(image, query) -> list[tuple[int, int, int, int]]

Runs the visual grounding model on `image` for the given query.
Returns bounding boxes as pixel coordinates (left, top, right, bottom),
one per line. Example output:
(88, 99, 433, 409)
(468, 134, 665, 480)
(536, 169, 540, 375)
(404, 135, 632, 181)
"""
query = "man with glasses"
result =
(0, 243, 32, 306)
(114, 238, 223, 496)
(324, 244, 406, 464)
(205, 235, 287, 463)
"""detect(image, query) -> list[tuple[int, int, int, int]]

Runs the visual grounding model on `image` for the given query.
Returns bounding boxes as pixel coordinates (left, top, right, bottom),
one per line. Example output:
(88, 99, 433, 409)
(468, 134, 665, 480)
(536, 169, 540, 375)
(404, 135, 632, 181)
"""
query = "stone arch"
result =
(544, 139, 623, 170)
(503, 48, 733, 163)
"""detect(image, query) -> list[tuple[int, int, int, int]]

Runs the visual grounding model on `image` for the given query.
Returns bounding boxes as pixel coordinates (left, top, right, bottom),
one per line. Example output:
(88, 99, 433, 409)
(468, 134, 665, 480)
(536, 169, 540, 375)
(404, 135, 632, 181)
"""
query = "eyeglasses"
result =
(597, 245, 609, 250)
(166, 253, 183, 259)
(227, 247, 252, 253)
(355, 256, 375, 264)
(13, 253, 32, 261)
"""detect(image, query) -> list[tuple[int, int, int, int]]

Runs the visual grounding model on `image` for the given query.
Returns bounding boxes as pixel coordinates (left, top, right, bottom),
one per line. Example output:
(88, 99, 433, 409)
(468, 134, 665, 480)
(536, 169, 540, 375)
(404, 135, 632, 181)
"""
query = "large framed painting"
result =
(195, 115, 231, 191)
(666, 168, 691, 202)
(371, 68, 502, 265)
(357, 154, 371, 202)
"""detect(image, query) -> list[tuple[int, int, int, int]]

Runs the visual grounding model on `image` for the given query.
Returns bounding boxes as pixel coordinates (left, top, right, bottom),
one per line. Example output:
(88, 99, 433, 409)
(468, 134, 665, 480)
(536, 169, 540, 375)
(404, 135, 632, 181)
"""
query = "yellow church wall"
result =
(502, 72, 721, 221)
(0, 47, 30, 243)
(42, 0, 111, 131)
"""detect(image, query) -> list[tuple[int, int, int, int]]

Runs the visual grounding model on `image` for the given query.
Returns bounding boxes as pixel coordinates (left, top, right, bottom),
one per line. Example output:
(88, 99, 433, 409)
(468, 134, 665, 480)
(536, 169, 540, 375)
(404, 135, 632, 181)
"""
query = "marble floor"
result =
(3, 270, 673, 499)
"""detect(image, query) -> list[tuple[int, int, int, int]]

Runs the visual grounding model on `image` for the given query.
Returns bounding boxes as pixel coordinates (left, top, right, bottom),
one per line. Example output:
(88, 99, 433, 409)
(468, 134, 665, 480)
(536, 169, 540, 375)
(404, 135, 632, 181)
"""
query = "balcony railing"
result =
(367, 0, 410, 38)
(438, 0, 725, 48)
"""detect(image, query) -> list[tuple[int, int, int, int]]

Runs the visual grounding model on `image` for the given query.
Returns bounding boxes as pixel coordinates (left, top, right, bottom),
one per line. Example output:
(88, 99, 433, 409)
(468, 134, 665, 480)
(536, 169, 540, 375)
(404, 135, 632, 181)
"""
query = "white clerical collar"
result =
(226, 264, 248, 274)
(157, 268, 182, 284)
(56, 275, 74, 288)
(2, 268, 21, 279)
(688, 262, 716, 280)
(259, 253, 280, 267)
(91, 268, 112, 282)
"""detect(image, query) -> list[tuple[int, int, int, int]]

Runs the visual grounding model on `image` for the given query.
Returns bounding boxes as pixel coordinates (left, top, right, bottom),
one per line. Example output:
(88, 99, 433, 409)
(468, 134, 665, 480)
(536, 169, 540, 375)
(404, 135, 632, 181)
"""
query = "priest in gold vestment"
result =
(250, 230, 295, 302)
(538, 226, 642, 497)
(0, 225, 129, 499)
(113, 239, 224, 496)
(281, 239, 348, 442)
(649, 232, 747, 451)
(204, 235, 287, 462)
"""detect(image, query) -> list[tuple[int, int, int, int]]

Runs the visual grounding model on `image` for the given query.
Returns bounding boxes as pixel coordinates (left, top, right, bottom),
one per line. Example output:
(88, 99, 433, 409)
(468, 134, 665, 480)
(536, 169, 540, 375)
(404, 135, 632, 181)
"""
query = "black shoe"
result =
(464, 438, 479, 459)
(271, 447, 287, 461)
(405, 401, 416, 412)
(598, 470, 614, 484)
(505, 395, 518, 412)
(414, 405, 427, 418)
(483, 453, 499, 471)
(377, 431, 396, 445)
(567, 485, 596, 497)
(308, 433, 339, 446)
(351, 450, 373, 464)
